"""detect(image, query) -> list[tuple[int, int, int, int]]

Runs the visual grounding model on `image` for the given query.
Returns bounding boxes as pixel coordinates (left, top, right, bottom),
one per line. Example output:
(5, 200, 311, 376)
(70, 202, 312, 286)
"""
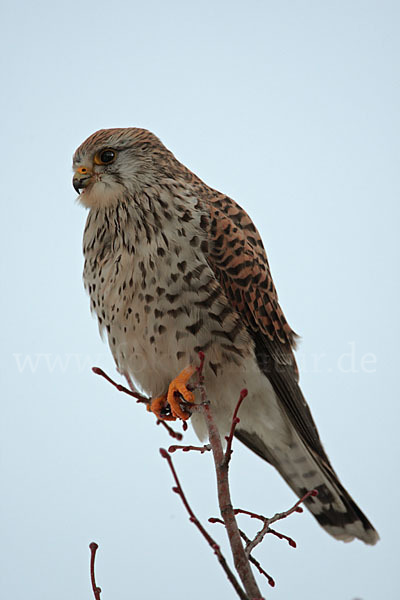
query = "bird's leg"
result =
(148, 365, 197, 421)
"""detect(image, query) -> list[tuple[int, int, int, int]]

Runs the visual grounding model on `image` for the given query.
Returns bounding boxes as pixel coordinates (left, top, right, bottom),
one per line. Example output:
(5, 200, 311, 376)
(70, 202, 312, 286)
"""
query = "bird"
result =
(73, 127, 378, 545)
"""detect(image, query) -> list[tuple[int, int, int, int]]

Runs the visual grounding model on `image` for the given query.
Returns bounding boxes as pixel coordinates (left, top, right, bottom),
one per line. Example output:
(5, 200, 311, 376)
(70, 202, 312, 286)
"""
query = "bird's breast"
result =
(83, 221, 249, 398)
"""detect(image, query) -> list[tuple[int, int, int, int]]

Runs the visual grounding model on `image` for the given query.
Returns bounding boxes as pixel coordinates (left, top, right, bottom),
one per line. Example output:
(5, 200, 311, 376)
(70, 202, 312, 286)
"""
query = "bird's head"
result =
(72, 128, 180, 209)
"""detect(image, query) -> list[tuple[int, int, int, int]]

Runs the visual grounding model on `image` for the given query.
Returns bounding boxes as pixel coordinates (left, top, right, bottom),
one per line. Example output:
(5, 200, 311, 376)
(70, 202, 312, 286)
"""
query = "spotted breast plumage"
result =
(73, 127, 378, 545)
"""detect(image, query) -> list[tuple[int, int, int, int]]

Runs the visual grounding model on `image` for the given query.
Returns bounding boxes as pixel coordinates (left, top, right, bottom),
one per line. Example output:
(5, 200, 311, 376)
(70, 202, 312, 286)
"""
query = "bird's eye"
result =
(94, 149, 117, 165)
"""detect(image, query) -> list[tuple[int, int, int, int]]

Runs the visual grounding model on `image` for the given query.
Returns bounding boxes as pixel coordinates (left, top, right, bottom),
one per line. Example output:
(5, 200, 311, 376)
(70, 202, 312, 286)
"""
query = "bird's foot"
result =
(147, 393, 174, 420)
(148, 365, 197, 421)
(167, 365, 197, 420)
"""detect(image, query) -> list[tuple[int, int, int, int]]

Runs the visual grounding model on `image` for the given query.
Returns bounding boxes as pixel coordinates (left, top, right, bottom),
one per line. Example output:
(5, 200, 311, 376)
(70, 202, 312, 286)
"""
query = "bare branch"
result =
(155, 419, 184, 440)
(209, 517, 276, 588)
(268, 489, 318, 526)
(92, 366, 184, 440)
(159, 448, 248, 600)
(244, 489, 318, 556)
(248, 555, 275, 589)
(93, 354, 316, 599)
(89, 542, 102, 600)
(92, 366, 148, 404)
(224, 388, 248, 466)
(196, 350, 206, 385)
(168, 443, 211, 454)
(200, 403, 263, 599)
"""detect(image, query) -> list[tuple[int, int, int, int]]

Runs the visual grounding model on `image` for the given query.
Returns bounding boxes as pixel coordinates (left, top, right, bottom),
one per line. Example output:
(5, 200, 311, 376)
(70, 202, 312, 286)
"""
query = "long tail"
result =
(235, 427, 379, 545)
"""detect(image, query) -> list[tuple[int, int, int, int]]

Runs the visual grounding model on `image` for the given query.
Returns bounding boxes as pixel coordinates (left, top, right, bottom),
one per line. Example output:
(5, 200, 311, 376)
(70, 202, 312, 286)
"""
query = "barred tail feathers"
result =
(235, 428, 379, 545)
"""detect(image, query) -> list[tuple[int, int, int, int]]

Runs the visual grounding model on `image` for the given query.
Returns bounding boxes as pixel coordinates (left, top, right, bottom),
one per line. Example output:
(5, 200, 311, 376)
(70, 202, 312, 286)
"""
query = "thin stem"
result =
(224, 389, 248, 466)
(208, 517, 276, 588)
(160, 449, 248, 600)
(245, 490, 317, 556)
(92, 367, 148, 403)
(168, 443, 211, 454)
(89, 542, 102, 600)
(92, 366, 184, 440)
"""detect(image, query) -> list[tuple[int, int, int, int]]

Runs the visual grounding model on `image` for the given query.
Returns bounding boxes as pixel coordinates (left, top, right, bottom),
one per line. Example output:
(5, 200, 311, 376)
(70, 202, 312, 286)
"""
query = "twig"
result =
(248, 555, 275, 589)
(93, 353, 314, 599)
(224, 388, 247, 466)
(267, 489, 318, 525)
(208, 517, 276, 588)
(159, 448, 248, 600)
(155, 419, 184, 440)
(196, 351, 206, 385)
(244, 489, 318, 556)
(89, 542, 102, 600)
(122, 371, 136, 394)
(92, 367, 184, 440)
(208, 517, 275, 588)
(92, 367, 148, 404)
(194, 355, 263, 598)
(168, 443, 211, 453)
(201, 402, 263, 599)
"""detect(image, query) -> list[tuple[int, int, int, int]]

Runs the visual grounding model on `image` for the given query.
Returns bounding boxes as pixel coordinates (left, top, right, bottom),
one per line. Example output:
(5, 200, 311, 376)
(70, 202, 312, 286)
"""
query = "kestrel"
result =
(73, 128, 378, 545)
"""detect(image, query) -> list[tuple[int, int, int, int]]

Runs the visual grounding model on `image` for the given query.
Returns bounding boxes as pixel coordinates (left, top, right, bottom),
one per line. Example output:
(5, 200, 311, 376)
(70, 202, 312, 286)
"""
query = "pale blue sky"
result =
(1, 1, 399, 598)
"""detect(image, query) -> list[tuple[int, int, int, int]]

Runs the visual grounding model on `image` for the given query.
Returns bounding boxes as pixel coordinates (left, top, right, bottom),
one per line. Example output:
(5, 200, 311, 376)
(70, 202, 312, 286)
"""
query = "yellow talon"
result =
(148, 365, 197, 421)
(148, 393, 176, 421)
(167, 365, 197, 420)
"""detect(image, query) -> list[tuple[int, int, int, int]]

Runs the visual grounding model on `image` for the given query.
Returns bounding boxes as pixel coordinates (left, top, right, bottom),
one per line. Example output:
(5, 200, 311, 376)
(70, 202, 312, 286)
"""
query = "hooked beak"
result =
(73, 166, 93, 194)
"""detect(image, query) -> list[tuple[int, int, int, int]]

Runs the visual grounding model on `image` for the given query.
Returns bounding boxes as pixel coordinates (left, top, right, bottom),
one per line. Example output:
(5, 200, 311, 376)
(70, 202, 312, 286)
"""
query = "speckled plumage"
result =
(73, 127, 378, 545)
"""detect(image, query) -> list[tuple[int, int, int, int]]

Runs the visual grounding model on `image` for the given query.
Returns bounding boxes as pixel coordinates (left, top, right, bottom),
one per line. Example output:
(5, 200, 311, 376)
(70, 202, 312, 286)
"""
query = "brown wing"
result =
(203, 194, 328, 459)
(204, 194, 298, 366)
(207, 196, 296, 344)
